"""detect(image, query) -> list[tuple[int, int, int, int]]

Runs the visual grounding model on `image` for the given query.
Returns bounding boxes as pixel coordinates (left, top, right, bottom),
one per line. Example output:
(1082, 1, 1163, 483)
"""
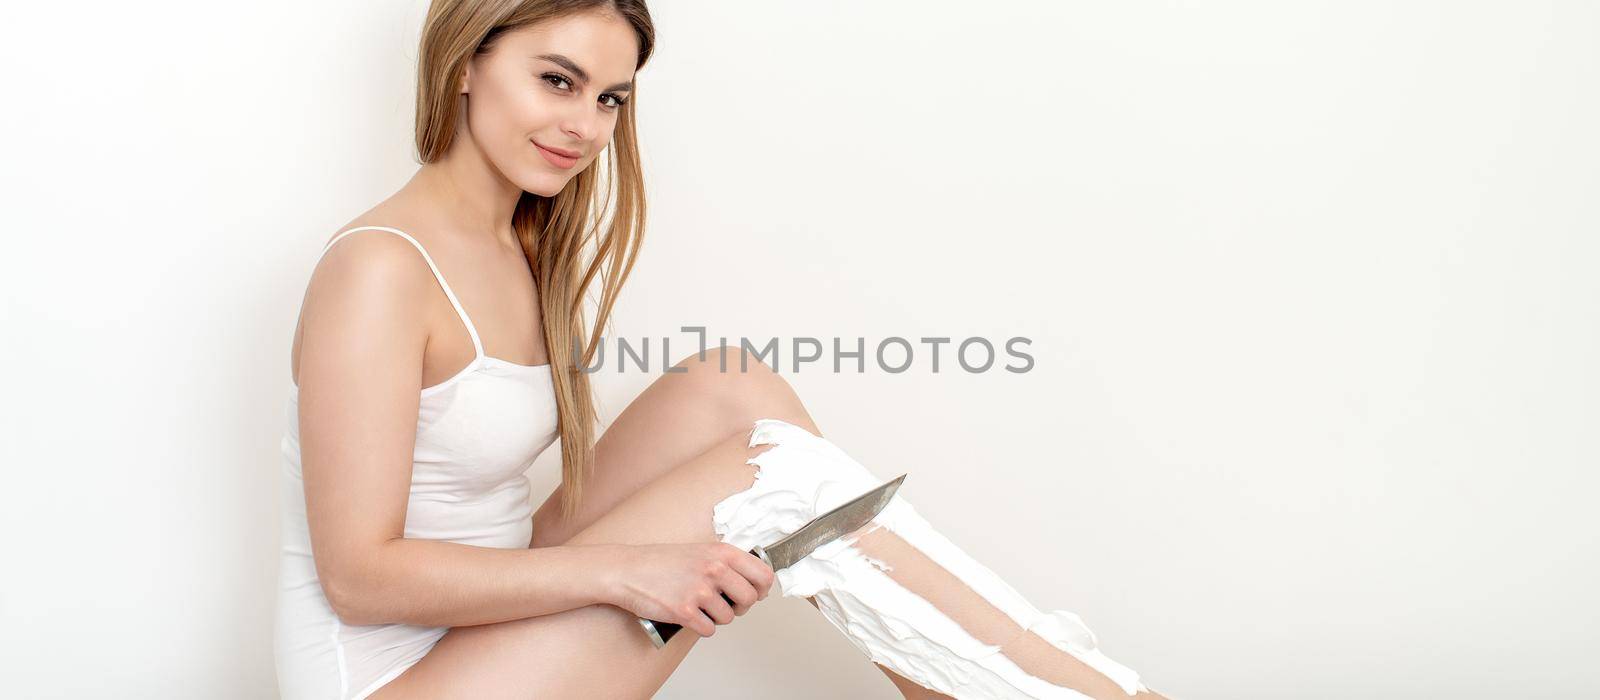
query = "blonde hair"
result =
(415, 0, 655, 520)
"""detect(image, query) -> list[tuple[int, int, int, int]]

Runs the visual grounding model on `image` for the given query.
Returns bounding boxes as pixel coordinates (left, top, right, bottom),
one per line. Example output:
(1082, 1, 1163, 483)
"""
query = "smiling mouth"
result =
(533, 140, 580, 157)
(533, 140, 580, 169)
(537, 142, 582, 169)
(537, 142, 579, 157)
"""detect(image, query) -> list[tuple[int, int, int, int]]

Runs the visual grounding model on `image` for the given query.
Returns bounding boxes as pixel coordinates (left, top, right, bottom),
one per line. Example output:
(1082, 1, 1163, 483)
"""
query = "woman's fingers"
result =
(716, 566, 760, 615)
(700, 584, 736, 625)
(678, 602, 716, 637)
(727, 549, 776, 601)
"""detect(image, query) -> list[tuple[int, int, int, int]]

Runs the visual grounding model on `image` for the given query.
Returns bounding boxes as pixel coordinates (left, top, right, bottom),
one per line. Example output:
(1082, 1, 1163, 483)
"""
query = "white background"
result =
(2, 1, 1596, 697)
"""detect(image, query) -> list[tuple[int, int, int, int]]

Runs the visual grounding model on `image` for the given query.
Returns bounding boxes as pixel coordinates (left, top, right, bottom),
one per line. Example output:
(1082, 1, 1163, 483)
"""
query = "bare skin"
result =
(289, 7, 1168, 699)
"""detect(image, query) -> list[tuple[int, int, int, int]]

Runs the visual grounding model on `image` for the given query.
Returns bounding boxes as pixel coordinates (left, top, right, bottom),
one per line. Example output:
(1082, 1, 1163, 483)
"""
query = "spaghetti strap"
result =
(320, 226, 485, 361)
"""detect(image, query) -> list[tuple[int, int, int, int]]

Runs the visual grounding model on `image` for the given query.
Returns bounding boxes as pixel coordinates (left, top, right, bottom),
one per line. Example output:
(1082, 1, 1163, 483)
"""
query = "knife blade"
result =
(638, 473, 907, 648)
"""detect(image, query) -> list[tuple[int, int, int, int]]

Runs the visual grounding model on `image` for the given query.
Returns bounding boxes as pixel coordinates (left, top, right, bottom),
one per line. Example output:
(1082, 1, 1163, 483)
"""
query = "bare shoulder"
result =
(290, 206, 443, 385)
(316, 217, 426, 274)
(301, 217, 438, 333)
(314, 204, 435, 279)
(294, 223, 436, 390)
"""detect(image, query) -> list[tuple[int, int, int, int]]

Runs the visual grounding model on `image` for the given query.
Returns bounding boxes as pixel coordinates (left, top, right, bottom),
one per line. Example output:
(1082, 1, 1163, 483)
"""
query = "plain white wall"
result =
(2, 0, 1595, 697)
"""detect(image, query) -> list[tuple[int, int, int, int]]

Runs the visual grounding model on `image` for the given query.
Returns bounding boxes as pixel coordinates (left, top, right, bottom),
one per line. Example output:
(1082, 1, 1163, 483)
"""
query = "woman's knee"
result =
(669, 345, 812, 429)
(669, 344, 778, 378)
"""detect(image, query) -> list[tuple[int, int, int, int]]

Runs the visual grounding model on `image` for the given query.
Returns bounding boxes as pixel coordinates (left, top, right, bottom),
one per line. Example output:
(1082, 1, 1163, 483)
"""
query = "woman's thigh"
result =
(531, 345, 817, 546)
(372, 428, 784, 699)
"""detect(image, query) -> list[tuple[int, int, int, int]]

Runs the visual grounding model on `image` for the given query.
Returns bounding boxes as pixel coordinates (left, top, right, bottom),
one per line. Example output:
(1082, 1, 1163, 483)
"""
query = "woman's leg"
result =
(714, 420, 1170, 700)
(529, 345, 817, 547)
(794, 534, 1168, 699)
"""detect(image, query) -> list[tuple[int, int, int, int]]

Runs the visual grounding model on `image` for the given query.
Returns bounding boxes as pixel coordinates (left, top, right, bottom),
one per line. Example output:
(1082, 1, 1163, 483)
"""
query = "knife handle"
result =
(637, 545, 772, 648)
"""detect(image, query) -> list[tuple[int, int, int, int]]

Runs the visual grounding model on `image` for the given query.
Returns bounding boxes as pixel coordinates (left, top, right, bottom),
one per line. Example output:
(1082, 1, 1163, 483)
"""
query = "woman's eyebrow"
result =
(535, 53, 633, 92)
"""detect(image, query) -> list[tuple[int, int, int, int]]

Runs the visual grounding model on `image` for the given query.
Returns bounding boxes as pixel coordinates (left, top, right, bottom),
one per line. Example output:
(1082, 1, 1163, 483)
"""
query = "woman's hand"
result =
(603, 542, 777, 638)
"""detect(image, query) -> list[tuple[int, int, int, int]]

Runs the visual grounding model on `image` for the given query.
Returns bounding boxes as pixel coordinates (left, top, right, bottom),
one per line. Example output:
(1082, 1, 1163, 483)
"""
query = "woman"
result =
(276, 1, 1170, 697)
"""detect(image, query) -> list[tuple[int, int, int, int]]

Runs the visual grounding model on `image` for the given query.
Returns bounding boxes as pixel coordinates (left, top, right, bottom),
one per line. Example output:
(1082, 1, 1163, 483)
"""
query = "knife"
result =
(637, 473, 907, 648)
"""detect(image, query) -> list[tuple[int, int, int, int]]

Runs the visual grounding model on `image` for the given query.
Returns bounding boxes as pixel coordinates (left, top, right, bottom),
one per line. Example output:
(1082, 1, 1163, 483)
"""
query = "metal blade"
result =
(761, 474, 907, 571)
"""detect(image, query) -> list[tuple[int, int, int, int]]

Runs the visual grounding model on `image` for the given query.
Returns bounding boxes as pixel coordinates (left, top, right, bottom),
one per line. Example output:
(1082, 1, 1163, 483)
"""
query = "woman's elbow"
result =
(314, 551, 398, 626)
(319, 573, 385, 626)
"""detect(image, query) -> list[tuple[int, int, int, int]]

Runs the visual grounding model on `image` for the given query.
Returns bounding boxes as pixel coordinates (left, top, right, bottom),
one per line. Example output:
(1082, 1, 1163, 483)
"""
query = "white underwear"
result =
(712, 419, 1150, 699)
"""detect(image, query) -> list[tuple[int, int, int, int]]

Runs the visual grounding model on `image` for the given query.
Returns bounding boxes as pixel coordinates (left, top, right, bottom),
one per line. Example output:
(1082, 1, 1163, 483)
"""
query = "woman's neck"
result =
(406, 144, 521, 249)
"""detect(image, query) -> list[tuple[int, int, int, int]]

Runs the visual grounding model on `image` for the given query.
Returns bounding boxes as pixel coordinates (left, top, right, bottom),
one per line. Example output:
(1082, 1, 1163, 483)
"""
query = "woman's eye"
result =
(543, 73, 626, 110)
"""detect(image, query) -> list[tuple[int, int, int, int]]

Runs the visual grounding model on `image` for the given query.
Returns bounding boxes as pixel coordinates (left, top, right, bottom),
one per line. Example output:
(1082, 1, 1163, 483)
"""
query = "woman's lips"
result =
(533, 140, 579, 169)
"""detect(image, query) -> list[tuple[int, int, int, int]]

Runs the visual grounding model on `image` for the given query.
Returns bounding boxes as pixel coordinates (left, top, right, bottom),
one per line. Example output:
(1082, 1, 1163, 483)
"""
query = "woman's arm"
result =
(296, 232, 618, 628)
(316, 538, 624, 628)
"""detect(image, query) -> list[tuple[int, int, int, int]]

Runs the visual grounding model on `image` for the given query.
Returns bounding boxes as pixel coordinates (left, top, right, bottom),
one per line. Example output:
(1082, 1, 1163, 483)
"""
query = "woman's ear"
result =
(459, 64, 471, 95)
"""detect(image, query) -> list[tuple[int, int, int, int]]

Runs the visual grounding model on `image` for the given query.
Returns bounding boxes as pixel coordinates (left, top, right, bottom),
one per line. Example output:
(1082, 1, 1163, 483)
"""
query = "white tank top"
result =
(274, 226, 559, 699)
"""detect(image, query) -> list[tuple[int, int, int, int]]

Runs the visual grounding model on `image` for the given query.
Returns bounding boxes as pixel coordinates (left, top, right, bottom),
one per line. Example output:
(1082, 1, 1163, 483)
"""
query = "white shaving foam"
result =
(712, 419, 1147, 699)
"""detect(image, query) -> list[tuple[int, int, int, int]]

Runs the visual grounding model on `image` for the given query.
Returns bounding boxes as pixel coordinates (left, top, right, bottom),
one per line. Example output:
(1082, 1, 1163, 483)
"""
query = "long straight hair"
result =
(414, 0, 654, 520)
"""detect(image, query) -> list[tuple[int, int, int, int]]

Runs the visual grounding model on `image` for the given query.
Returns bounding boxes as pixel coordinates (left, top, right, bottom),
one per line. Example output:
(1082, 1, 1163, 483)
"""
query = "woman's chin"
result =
(517, 172, 570, 198)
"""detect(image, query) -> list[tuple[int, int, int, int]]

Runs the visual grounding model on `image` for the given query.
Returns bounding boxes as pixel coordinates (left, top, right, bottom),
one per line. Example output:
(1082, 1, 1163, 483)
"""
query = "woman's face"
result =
(461, 10, 638, 197)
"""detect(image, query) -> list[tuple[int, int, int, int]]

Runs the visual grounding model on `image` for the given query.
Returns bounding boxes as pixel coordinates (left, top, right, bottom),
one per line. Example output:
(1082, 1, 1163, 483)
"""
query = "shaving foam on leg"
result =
(713, 419, 1148, 699)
